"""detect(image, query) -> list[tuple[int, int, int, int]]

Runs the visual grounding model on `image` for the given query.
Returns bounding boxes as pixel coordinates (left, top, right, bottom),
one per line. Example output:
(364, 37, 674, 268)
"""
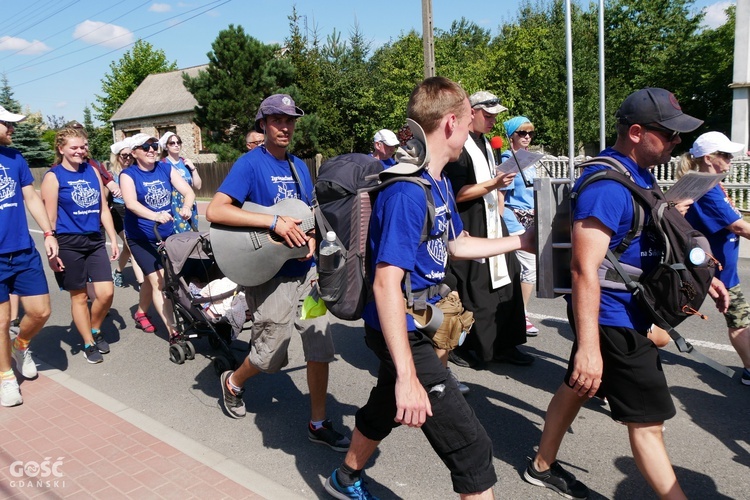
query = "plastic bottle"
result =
(319, 231, 341, 272)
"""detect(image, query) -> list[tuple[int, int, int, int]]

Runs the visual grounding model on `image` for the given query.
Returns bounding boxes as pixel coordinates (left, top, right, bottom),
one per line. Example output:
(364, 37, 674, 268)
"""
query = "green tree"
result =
(0, 74, 53, 167)
(93, 40, 177, 123)
(83, 105, 112, 162)
(183, 24, 295, 160)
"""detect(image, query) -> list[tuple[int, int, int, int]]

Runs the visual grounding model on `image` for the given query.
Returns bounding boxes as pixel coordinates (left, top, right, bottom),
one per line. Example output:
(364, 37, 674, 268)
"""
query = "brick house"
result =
(109, 64, 217, 163)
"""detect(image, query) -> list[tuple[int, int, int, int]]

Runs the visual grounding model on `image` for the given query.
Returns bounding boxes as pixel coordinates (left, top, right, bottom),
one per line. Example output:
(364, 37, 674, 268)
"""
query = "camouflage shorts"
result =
(723, 285, 750, 329)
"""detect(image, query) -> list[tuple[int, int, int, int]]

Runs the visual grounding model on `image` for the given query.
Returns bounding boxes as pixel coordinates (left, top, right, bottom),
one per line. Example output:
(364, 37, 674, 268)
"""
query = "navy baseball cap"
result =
(615, 88, 703, 133)
(254, 94, 304, 132)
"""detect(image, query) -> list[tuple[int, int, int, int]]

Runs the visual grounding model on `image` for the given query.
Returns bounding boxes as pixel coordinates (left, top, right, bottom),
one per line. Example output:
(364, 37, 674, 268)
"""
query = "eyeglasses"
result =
(167, 140, 182, 146)
(246, 140, 263, 147)
(473, 98, 501, 107)
(118, 153, 132, 160)
(515, 130, 536, 139)
(134, 142, 159, 151)
(640, 123, 680, 142)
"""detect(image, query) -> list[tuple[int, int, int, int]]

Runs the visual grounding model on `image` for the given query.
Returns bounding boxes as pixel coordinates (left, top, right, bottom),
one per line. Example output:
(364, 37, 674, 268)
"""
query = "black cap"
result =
(615, 88, 703, 133)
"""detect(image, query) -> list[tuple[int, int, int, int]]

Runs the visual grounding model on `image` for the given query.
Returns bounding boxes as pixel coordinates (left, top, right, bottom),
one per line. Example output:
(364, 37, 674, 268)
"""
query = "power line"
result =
(0, 1, 141, 63)
(13, 0, 233, 88)
(0, 1, 80, 47)
(0, 0, 56, 34)
(8, 0, 224, 74)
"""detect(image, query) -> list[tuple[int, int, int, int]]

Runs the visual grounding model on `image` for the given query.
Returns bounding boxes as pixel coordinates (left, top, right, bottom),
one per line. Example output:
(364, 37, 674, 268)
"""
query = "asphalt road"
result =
(24, 217, 750, 499)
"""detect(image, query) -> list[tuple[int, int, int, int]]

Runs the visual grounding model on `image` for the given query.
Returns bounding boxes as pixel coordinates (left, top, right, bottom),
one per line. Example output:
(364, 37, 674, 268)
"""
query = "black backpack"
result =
(572, 157, 717, 331)
(313, 153, 436, 321)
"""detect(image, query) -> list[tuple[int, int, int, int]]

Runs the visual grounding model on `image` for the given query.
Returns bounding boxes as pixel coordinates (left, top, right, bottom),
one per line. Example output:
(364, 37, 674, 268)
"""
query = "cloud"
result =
(73, 20, 134, 49)
(702, 1, 734, 29)
(55, 101, 68, 109)
(149, 3, 172, 13)
(0, 36, 51, 55)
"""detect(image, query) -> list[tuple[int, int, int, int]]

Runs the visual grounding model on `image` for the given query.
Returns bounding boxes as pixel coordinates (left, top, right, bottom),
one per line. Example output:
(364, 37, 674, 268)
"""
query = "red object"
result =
(490, 136, 503, 150)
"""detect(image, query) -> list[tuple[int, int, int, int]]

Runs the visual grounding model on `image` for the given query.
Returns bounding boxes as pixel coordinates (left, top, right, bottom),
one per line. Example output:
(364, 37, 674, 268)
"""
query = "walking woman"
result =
(109, 139, 144, 289)
(41, 127, 119, 364)
(159, 132, 200, 233)
(678, 132, 750, 385)
(119, 133, 195, 342)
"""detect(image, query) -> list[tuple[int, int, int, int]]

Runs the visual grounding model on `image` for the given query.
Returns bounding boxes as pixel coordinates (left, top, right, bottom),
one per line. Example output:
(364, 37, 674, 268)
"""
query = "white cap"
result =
(374, 129, 399, 147)
(0, 105, 26, 123)
(325, 231, 336, 242)
(110, 138, 134, 154)
(689, 131, 745, 158)
(129, 133, 159, 147)
(159, 131, 176, 148)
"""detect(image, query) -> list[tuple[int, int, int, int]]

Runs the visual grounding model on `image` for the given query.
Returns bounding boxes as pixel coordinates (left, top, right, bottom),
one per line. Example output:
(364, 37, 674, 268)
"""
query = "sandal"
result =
(134, 312, 156, 333)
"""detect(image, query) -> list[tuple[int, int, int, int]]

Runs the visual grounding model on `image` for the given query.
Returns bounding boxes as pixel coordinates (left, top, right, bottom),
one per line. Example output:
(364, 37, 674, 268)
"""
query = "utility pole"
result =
(422, 0, 435, 78)
(731, 0, 749, 148)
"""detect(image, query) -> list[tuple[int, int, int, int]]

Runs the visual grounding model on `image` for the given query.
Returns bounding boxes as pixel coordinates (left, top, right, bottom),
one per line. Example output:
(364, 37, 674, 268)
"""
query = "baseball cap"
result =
(374, 129, 399, 147)
(0, 105, 26, 123)
(254, 94, 304, 132)
(110, 138, 134, 155)
(689, 132, 745, 158)
(129, 133, 159, 147)
(469, 91, 508, 115)
(615, 87, 703, 133)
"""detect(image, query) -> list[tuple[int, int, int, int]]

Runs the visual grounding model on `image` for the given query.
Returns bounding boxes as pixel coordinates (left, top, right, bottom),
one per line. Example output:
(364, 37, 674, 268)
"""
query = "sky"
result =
(0, 0, 736, 125)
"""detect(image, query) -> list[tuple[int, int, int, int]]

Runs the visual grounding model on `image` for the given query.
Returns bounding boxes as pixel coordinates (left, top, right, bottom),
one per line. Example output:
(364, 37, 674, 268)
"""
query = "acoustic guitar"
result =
(209, 198, 314, 286)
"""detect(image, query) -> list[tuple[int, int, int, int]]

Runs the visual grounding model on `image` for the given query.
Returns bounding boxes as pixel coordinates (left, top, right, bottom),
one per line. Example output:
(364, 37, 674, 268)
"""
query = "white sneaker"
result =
(0, 378, 23, 407)
(11, 345, 38, 379)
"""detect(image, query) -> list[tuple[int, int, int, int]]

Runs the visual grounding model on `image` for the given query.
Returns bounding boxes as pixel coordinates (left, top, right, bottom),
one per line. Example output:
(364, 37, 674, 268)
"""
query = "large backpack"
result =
(571, 156, 717, 331)
(314, 153, 436, 321)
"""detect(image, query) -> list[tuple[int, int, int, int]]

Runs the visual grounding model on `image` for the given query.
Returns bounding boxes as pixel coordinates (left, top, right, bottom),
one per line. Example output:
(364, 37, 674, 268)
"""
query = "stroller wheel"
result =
(213, 356, 231, 376)
(169, 344, 186, 365)
(184, 340, 196, 360)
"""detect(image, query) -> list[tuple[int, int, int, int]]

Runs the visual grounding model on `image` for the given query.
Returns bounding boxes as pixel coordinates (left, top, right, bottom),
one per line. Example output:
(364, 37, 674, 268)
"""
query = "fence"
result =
(539, 155, 750, 211)
(29, 154, 750, 209)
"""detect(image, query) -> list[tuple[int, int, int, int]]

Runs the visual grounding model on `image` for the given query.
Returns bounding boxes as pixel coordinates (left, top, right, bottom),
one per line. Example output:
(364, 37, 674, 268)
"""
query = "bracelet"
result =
(44, 230, 57, 238)
(269, 215, 278, 231)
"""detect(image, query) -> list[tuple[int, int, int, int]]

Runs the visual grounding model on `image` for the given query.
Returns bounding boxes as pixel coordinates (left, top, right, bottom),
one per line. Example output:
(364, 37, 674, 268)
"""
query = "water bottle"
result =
(319, 231, 341, 272)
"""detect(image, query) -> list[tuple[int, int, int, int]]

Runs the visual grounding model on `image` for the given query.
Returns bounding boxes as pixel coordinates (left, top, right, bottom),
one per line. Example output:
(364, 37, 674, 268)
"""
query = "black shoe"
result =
(308, 420, 351, 452)
(220, 371, 246, 418)
(494, 347, 535, 365)
(447, 368, 470, 395)
(523, 460, 589, 499)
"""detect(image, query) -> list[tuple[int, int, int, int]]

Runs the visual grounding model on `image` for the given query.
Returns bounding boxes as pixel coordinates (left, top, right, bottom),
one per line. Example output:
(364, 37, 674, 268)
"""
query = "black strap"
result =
(286, 155, 311, 206)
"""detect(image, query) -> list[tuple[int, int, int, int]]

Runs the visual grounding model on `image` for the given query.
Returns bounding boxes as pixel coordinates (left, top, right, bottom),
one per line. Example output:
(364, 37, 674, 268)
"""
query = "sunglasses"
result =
(515, 130, 536, 139)
(640, 123, 680, 142)
(118, 153, 132, 160)
(473, 98, 501, 107)
(167, 140, 182, 146)
(0, 120, 14, 128)
(246, 140, 263, 147)
(716, 151, 733, 160)
(134, 142, 159, 152)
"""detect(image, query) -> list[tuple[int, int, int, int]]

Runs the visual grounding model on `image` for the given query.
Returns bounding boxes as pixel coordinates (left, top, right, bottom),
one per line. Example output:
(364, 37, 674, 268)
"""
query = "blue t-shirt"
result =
(164, 158, 198, 234)
(685, 184, 741, 289)
(120, 162, 174, 241)
(46, 163, 102, 235)
(571, 148, 662, 331)
(499, 150, 534, 233)
(217, 146, 314, 278)
(362, 170, 464, 332)
(0, 146, 35, 254)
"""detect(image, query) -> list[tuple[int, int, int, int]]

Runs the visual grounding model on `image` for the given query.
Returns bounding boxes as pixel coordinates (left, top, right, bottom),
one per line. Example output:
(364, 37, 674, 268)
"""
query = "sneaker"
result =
(9, 317, 20, 336)
(93, 332, 110, 354)
(11, 345, 38, 379)
(526, 316, 539, 336)
(112, 269, 124, 288)
(309, 420, 351, 452)
(0, 378, 23, 407)
(523, 460, 589, 499)
(447, 367, 470, 395)
(220, 371, 246, 418)
(742, 369, 750, 386)
(83, 344, 103, 364)
(325, 469, 378, 500)
(494, 346, 535, 365)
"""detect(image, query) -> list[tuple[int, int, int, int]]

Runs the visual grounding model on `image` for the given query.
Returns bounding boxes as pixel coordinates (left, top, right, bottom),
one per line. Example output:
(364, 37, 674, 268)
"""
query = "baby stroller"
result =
(156, 227, 239, 375)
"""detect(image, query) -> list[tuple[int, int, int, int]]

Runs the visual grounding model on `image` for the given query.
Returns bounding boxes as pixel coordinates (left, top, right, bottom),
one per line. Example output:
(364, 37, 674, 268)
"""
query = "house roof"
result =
(109, 64, 208, 123)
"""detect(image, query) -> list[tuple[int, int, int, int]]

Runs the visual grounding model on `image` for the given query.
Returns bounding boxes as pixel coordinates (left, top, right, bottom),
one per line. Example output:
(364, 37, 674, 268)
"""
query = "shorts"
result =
(723, 284, 750, 329)
(54, 233, 113, 291)
(355, 325, 497, 494)
(111, 203, 126, 234)
(244, 265, 335, 373)
(564, 306, 676, 423)
(127, 238, 163, 276)
(515, 249, 536, 284)
(0, 247, 49, 303)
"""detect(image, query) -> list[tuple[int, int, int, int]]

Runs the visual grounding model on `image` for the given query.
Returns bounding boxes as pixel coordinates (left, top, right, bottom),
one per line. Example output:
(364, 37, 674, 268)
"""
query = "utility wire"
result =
(0, 0, 56, 34)
(0, 1, 80, 47)
(13, 0, 232, 88)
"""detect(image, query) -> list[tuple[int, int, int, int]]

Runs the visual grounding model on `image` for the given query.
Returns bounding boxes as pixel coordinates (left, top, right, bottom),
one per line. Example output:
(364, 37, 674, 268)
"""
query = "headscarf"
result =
(503, 116, 531, 137)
